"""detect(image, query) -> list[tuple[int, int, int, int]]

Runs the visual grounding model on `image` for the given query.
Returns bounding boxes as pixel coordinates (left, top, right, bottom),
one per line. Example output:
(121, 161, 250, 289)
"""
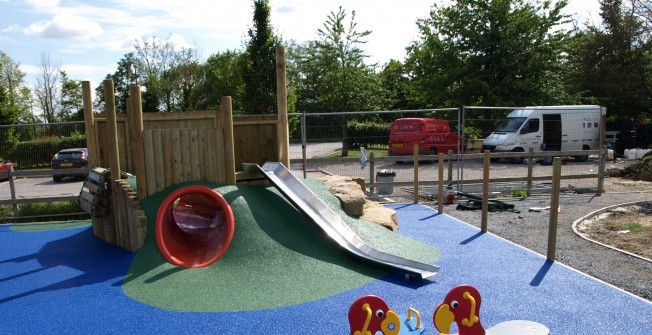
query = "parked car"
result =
(388, 118, 465, 161)
(0, 161, 17, 182)
(51, 148, 88, 182)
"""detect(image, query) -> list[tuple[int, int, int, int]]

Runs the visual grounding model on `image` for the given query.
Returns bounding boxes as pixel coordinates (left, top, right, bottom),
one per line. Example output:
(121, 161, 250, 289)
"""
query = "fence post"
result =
(413, 144, 419, 203)
(547, 157, 562, 261)
(103, 80, 121, 181)
(8, 174, 18, 217)
(447, 150, 453, 186)
(275, 45, 290, 168)
(481, 150, 490, 232)
(526, 147, 534, 196)
(369, 152, 375, 195)
(82, 81, 98, 166)
(597, 107, 607, 194)
(438, 153, 444, 213)
(129, 85, 147, 200)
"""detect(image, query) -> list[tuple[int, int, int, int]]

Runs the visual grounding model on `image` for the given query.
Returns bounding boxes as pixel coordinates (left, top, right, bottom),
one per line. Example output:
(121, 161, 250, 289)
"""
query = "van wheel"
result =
(510, 148, 524, 164)
(575, 146, 590, 162)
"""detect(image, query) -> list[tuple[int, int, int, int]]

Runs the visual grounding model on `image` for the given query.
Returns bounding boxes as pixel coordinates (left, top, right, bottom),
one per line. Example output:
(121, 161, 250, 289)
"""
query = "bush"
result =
(7, 133, 87, 168)
(347, 120, 391, 149)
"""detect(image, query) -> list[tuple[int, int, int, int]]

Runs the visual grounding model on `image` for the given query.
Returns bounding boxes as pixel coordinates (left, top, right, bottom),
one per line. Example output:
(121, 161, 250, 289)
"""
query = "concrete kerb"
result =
(571, 200, 652, 264)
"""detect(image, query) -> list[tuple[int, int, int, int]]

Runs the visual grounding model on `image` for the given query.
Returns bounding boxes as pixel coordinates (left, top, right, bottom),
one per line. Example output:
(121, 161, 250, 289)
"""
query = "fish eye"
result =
(375, 309, 385, 318)
(451, 300, 459, 308)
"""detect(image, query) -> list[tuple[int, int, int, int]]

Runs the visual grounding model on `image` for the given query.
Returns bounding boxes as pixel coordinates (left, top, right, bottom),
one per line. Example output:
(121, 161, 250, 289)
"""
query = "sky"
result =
(1, 0, 602, 88)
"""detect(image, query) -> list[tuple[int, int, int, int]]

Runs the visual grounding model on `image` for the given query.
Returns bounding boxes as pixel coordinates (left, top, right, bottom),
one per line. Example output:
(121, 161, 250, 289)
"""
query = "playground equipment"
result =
(348, 285, 549, 335)
(154, 185, 234, 268)
(348, 295, 425, 335)
(434, 284, 549, 335)
(248, 162, 439, 280)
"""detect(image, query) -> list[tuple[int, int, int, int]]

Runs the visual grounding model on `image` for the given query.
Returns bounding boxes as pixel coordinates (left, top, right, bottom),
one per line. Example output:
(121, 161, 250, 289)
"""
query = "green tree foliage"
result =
(405, 0, 570, 107)
(0, 51, 32, 124)
(379, 59, 416, 113)
(241, 0, 279, 115)
(94, 53, 141, 113)
(564, 0, 652, 120)
(200, 50, 245, 111)
(290, 7, 386, 155)
(292, 7, 385, 114)
(59, 71, 83, 121)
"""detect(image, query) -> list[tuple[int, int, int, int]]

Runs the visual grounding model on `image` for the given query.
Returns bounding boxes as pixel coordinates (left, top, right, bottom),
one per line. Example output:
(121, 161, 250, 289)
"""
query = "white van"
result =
(481, 105, 603, 162)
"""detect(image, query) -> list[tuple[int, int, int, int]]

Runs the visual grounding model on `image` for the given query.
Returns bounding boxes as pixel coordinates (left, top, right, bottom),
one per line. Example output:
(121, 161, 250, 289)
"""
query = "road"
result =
(0, 176, 83, 202)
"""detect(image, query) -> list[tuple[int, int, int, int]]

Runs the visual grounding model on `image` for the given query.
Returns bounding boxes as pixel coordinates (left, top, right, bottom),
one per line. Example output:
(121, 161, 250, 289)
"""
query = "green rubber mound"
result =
(123, 179, 440, 312)
(11, 220, 91, 232)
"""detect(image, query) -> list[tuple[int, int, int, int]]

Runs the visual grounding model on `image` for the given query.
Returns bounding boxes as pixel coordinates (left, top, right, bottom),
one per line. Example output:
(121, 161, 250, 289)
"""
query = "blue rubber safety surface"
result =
(1, 204, 651, 334)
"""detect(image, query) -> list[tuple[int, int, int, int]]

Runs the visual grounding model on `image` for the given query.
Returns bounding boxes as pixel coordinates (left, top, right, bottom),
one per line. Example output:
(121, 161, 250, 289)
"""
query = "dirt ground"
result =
(576, 202, 652, 260)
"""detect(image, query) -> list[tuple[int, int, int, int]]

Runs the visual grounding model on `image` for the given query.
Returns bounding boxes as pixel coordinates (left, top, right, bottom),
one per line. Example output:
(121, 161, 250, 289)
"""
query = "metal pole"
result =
(369, 152, 375, 195)
(597, 107, 607, 194)
(301, 111, 307, 179)
(413, 144, 419, 204)
(481, 150, 490, 232)
(438, 153, 444, 213)
(547, 157, 562, 261)
(527, 147, 534, 197)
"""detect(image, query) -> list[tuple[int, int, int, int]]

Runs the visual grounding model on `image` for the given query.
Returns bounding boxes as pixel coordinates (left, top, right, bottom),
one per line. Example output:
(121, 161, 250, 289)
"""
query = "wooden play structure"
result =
(79, 46, 290, 252)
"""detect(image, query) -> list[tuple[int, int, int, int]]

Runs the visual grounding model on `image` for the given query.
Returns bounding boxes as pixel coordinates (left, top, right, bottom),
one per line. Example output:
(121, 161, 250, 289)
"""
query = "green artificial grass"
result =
(122, 179, 440, 312)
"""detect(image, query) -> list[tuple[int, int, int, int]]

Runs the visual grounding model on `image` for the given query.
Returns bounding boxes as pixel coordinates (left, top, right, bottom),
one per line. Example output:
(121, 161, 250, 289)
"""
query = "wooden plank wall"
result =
(92, 179, 147, 252)
(142, 128, 225, 197)
(233, 115, 279, 167)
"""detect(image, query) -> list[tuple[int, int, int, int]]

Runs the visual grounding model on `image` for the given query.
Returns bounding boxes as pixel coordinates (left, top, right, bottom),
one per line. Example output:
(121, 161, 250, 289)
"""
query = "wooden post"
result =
(413, 144, 419, 203)
(129, 85, 147, 200)
(82, 81, 98, 166)
(438, 153, 444, 213)
(221, 96, 236, 184)
(276, 45, 290, 168)
(481, 150, 490, 232)
(547, 157, 562, 261)
(526, 147, 534, 196)
(104, 80, 121, 181)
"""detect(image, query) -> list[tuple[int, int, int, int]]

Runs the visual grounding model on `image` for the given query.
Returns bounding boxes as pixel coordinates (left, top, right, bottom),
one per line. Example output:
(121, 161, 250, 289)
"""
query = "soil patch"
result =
(576, 202, 652, 260)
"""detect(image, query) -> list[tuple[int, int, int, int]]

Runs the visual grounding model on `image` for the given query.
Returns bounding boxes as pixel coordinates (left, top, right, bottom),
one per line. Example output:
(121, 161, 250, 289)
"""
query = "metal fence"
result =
(1, 106, 608, 221)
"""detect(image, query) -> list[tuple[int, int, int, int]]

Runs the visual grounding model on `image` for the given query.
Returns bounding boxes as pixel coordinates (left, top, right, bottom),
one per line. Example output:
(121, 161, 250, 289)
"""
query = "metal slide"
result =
(247, 162, 439, 280)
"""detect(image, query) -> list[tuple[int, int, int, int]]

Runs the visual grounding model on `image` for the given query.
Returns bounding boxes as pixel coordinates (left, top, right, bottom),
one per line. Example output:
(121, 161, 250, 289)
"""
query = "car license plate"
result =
(61, 163, 73, 167)
(392, 143, 403, 148)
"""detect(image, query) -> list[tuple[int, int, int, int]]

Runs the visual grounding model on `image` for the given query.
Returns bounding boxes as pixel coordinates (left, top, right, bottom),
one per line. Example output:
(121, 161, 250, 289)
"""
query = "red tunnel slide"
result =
(155, 185, 235, 268)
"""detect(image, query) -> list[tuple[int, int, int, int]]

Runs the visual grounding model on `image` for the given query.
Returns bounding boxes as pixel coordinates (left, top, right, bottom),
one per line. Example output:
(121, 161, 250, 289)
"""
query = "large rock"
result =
(320, 175, 398, 231)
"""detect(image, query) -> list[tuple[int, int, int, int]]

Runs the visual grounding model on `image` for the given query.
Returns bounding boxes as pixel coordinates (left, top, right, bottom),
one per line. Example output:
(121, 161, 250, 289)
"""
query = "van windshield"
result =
(495, 117, 526, 133)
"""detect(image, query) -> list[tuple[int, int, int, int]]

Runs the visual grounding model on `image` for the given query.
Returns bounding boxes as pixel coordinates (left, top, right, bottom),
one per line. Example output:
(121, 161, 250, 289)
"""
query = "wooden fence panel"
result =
(143, 128, 226, 196)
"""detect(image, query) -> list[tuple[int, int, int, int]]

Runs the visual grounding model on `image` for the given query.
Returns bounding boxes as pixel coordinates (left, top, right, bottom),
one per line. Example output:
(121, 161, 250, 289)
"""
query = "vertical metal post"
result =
(438, 153, 444, 213)
(597, 107, 607, 193)
(447, 150, 453, 186)
(481, 150, 490, 232)
(547, 157, 562, 261)
(413, 143, 419, 204)
(301, 111, 307, 179)
(369, 152, 375, 195)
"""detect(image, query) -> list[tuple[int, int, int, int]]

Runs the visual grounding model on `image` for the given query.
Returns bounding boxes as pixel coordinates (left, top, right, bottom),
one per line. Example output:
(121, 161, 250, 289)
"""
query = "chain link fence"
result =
(1, 106, 609, 221)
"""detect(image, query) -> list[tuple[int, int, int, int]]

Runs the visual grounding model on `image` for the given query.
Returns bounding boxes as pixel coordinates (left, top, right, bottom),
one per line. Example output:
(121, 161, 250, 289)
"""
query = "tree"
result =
(59, 71, 83, 121)
(379, 60, 416, 113)
(34, 52, 60, 123)
(94, 53, 141, 113)
(405, 0, 571, 107)
(565, 0, 652, 120)
(291, 7, 385, 156)
(241, 0, 280, 115)
(199, 50, 245, 111)
(0, 51, 32, 124)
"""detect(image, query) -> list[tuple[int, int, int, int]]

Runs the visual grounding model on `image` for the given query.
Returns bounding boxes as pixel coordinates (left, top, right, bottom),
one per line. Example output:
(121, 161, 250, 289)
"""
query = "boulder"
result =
(320, 175, 398, 231)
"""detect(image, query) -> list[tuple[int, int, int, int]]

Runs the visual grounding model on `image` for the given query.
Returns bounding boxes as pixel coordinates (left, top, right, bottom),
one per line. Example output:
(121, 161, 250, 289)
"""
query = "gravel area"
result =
(432, 177, 652, 301)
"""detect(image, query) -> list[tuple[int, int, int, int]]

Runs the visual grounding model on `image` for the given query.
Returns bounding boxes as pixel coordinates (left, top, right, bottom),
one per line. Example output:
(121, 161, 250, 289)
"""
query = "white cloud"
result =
(2, 24, 20, 33)
(26, 0, 60, 10)
(23, 13, 104, 40)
